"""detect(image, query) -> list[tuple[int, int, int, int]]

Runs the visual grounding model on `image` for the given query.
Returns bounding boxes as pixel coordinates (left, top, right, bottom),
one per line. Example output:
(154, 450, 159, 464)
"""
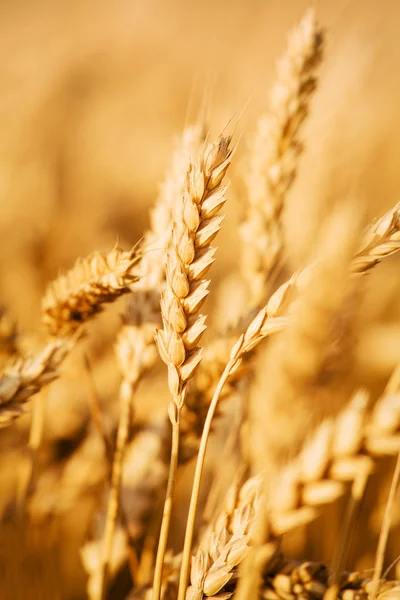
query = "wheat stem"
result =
(97, 380, 136, 600)
(178, 315, 286, 599)
(153, 402, 181, 600)
(177, 360, 232, 600)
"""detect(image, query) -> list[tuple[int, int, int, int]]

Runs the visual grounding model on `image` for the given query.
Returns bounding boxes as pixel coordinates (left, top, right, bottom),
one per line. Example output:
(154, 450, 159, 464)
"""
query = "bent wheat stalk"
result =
(177, 314, 286, 600)
(153, 135, 233, 600)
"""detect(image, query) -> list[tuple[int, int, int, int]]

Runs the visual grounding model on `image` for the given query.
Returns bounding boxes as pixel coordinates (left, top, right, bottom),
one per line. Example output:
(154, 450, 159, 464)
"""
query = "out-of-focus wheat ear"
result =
(233, 386, 400, 600)
(0, 336, 75, 427)
(41, 242, 142, 337)
(240, 8, 324, 309)
(154, 135, 233, 600)
(136, 123, 205, 292)
(263, 200, 400, 322)
(264, 373, 400, 538)
(253, 205, 360, 477)
(96, 294, 160, 600)
(235, 206, 359, 600)
(352, 201, 400, 275)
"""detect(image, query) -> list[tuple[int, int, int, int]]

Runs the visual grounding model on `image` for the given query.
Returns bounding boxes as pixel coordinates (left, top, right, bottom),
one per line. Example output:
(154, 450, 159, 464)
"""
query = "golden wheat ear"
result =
(153, 134, 234, 600)
(41, 241, 142, 337)
(241, 8, 324, 308)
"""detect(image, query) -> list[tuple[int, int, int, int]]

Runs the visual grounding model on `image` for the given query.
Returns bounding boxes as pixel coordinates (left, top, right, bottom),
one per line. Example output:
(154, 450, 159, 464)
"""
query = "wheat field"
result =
(1, 1, 400, 599)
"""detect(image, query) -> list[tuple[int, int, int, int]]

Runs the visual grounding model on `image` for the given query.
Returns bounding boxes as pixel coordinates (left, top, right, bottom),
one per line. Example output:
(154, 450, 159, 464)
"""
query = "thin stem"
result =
(84, 353, 113, 461)
(371, 451, 400, 600)
(177, 360, 233, 600)
(97, 379, 135, 600)
(331, 467, 370, 583)
(152, 403, 181, 600)
(16, 391, 46, 515)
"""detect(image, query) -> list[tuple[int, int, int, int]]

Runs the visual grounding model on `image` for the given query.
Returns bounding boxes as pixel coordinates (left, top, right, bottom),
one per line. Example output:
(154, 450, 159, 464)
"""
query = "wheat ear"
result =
(241, 8, 323, 307)
(42, 242, 141, 337)
(96, 296, 159, 600)
(152, 135, 233, 600)
(0, 337, 74, 427)
(186, 476, 265, 599)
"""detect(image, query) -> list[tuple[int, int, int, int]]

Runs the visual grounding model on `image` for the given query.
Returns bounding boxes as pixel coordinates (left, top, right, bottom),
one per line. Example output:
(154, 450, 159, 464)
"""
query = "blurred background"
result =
(1, 0, 400, 598)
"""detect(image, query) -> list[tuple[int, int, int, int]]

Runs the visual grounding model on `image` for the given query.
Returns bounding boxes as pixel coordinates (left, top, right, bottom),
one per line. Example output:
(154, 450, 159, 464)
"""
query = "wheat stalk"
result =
(177, 312, 286, 600)
(153, 135, 233, 600)
(96, 294, 160, 600)
(241, 8, 324, 308)
(42, 242, 141, 337)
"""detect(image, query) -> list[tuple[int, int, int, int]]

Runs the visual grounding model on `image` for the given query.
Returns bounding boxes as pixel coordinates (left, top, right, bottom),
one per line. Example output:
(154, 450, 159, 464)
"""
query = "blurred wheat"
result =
(0, 4, 400, 600)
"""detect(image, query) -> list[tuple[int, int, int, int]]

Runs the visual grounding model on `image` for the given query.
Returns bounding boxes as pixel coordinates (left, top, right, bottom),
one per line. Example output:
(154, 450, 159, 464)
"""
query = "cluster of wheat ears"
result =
(1, 8, 400, 600)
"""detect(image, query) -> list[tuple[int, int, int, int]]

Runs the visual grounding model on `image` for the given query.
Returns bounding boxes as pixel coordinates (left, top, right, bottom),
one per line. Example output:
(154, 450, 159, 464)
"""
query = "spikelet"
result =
(155, 136, 233, 405)
(241, 9, 324, 307)
(0, 337, 73, 427)
(42, 243, 141, 337)
(352, 201, 400, 274)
